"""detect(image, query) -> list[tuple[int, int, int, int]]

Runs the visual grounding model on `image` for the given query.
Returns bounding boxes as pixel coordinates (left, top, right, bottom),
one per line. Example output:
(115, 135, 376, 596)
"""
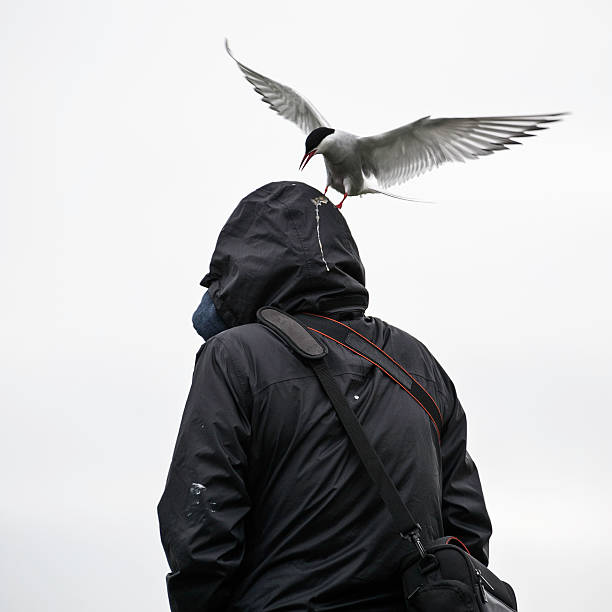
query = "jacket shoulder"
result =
(213, 322, 282, 352)
(207, 323, 310, 393)
(367, 316, 453, 399)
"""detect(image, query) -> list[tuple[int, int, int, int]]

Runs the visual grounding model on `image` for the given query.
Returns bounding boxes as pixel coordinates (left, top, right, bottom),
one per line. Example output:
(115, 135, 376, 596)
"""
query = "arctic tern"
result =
(226, 39, 565, 208)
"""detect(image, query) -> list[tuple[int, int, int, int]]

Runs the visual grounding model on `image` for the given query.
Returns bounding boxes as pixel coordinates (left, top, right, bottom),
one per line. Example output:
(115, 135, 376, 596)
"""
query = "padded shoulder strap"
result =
(256, 307, 327, 360)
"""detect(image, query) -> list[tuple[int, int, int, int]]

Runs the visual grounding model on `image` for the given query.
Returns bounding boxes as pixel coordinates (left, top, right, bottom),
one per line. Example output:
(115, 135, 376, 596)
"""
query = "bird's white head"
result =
(300, 127, 335, 170)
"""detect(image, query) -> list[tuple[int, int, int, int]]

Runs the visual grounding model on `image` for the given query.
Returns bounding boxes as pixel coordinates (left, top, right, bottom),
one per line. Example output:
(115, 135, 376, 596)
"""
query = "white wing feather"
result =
(359, 114, 566, 189)
(225, 39, 329, 135)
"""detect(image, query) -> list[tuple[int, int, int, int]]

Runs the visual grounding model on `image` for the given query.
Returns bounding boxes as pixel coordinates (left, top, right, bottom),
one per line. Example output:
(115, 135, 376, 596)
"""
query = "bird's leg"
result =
(324, 185, 329, 195)
(336, 193, 348, 209)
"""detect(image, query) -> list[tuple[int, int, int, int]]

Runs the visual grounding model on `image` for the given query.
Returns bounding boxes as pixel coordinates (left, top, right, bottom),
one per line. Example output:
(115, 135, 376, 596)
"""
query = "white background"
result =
(1, 1, 610, 610)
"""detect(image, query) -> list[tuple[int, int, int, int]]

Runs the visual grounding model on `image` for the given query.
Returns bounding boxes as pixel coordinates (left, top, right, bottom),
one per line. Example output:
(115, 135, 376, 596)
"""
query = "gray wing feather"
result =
(359, 114, 566, 188)
(225, 39, 329, 134)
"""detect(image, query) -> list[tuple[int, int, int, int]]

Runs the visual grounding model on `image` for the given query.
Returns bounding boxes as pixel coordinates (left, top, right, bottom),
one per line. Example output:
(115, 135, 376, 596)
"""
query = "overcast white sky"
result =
(1, 1, 611, 610)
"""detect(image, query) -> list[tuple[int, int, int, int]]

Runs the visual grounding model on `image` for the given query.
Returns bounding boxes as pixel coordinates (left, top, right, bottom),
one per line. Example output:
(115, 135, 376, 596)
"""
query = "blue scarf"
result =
(192, 291, 227, 340)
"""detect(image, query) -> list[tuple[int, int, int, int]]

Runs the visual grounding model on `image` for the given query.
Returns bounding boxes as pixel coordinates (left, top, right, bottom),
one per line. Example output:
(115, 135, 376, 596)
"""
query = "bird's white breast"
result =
(318, 130, 358, 163)
(319, 131, 366, 195)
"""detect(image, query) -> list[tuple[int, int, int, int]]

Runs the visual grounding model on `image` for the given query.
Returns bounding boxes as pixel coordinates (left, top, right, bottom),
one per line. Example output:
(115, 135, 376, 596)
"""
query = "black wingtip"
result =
(539, 112, 571, 123)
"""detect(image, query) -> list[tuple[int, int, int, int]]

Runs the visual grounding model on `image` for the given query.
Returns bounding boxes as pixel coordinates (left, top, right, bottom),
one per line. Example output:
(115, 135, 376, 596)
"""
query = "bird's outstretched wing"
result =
(225, 39, 330, 135)
(359, 114, 566, 189)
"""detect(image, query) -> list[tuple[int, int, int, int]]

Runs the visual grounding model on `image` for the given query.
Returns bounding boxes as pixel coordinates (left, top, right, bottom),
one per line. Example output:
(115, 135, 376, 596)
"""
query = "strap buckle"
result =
(400, 524, 426, 558)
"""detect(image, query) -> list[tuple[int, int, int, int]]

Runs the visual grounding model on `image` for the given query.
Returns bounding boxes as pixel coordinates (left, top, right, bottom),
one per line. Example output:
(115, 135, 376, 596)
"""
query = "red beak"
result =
(299, 149, 317, 171)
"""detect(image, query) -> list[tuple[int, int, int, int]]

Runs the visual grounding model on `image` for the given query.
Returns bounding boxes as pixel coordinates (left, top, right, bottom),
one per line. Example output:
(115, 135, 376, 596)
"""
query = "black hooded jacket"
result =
(158, 182, 492, 611)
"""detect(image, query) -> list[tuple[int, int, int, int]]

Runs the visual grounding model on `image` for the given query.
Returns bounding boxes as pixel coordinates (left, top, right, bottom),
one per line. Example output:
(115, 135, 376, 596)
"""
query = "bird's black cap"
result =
(305, 127, 335, 153)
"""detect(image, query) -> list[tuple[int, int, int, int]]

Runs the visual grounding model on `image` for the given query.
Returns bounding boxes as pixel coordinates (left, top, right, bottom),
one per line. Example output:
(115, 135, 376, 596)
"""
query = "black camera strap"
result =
(297, 313, 443, 440)
(257, 307, 427, 557)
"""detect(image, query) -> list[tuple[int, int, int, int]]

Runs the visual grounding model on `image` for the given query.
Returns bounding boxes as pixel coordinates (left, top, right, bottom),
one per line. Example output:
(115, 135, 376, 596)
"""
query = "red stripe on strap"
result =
(307, 327, 441, 441)
(306, 313, 443, 423)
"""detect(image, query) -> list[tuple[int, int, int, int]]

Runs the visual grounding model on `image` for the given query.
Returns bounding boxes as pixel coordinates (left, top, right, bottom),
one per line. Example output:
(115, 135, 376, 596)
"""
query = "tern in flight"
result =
(226, 39, 565, 209)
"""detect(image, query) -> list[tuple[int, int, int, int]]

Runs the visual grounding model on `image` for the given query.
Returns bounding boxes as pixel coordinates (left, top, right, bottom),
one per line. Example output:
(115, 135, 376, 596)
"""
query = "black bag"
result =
(401, 536, 517, 611)
(257, 307, 518, 612)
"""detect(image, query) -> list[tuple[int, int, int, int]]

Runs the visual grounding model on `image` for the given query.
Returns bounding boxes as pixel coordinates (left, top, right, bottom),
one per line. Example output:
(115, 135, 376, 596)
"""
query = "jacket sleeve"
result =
(157, 337, 252, 612)
(439, 375, 492, 566)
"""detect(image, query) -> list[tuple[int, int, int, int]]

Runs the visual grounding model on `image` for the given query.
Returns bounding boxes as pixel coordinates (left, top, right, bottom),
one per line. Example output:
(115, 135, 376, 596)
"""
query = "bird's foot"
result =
(335, 193, 348, 209)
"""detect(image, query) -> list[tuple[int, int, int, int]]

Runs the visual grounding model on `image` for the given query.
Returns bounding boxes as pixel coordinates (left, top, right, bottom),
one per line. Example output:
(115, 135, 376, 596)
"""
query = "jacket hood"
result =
(201, 181, 369, 327)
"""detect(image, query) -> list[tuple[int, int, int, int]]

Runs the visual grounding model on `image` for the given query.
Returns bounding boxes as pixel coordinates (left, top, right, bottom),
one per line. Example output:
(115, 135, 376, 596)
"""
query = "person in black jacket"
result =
(158, 181, 492, 611)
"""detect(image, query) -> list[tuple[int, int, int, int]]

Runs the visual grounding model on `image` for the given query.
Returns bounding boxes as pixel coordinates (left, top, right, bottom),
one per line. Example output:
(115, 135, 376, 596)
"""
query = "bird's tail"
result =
(364, 187, 432, 204)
